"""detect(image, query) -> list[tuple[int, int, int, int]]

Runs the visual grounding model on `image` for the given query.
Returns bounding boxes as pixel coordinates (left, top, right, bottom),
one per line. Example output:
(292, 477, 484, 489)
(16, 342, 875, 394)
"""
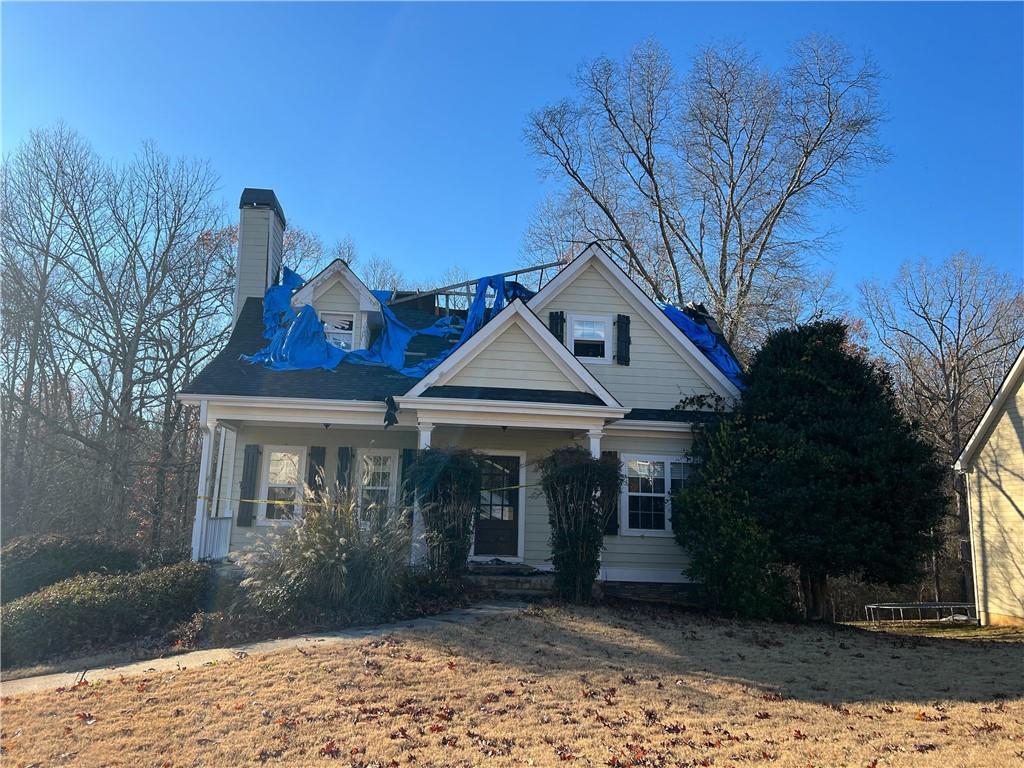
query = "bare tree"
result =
(526, 36, 886, 354)
(358, 254, 405, 292)
(860, 252, 1024, 600)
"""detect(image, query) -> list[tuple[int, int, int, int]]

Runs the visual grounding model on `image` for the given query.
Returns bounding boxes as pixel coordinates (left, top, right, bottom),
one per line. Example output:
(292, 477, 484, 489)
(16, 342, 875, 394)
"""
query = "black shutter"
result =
(549, 311, 566, 344)
(237, 444, 261, 527)
(399, 444, 415, 512)
(615, 314, 631, 365)
(307, 446, 326, 491)
(602, 450, 620, 535)
(336, 446, 354, 491)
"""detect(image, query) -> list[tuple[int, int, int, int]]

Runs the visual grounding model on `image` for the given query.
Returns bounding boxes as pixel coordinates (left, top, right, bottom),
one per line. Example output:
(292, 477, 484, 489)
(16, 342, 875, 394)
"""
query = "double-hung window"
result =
(568, 314, 612, 363)
(357, 449, 398, 524)
(620, 454, 689, 536)
(259, 446, 307, 523)
(322, 312, 355, 350)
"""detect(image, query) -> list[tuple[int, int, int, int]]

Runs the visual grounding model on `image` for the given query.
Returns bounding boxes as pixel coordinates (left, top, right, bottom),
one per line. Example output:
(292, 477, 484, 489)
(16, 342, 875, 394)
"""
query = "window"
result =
(259, 446, 306, 523)
(568, 314, 611, 362)
(322, 312, 355, 350)
(357, 449, 398, 523)
(621, 455, 689, 536)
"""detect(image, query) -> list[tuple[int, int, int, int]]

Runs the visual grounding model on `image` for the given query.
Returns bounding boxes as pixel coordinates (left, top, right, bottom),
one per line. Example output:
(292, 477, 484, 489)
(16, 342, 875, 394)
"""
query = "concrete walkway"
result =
(0, 600, 526, 696)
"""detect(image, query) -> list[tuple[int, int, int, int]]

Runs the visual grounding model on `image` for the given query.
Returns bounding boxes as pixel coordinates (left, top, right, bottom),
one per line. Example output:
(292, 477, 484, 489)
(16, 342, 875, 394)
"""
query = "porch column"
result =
(411, 421, 434, 565)
(190, 400, 214, 561)
(587, 428, 603, 459)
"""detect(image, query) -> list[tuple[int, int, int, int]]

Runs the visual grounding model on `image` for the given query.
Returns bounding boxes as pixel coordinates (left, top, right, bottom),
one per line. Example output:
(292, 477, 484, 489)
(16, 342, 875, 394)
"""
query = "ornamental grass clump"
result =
(236, 490, 410, 625)
(539, 447, 621, 603)
(405, 448, 482, 582)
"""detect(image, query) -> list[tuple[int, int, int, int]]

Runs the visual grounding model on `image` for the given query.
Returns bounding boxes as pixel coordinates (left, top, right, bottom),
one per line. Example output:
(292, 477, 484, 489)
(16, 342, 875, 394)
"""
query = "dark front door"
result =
(474, 454, 520, 557)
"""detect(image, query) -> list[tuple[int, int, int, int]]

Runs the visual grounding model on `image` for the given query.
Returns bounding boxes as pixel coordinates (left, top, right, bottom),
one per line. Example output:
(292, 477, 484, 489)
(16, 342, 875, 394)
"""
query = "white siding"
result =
(536, 261, 713, 408)
(447, 323, 577, 391)
(234, 208, 272, 320)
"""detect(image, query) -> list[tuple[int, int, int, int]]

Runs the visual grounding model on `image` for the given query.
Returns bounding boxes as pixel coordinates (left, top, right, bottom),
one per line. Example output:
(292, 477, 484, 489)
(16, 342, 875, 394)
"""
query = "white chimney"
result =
(235, 188, 286, 322)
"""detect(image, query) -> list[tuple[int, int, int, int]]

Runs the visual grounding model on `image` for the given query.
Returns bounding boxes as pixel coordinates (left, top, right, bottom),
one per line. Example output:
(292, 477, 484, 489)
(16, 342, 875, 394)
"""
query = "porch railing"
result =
(200, 516, 232, 560)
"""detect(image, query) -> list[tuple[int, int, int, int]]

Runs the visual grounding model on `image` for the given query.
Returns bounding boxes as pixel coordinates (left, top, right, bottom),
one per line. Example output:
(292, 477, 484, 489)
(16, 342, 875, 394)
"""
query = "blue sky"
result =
(4, 2, 1022, 295)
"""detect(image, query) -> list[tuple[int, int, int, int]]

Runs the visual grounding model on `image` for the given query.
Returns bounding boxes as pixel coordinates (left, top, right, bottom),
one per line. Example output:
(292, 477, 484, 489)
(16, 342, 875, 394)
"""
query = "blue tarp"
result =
(243, 270, 533, 378)
(659, 303, 745, 388)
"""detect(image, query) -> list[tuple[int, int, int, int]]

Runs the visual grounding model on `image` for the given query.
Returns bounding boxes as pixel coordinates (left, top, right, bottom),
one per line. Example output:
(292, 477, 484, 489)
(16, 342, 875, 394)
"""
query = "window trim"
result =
(567, 313, 613, 364)
(355, 448, 400, 521)
(619, 453, 688, 537)
(257, 445, 307, 526)
(321, 311, 357, 351)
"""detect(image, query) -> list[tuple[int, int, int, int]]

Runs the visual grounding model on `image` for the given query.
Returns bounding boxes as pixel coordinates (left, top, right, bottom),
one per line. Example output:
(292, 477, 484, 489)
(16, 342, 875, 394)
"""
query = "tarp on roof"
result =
(242, 270, 534, 378)
(659, 302, 744, 389)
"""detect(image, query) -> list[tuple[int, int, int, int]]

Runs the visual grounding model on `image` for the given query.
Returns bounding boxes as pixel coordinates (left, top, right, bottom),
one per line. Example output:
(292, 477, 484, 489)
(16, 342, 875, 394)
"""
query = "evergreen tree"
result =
(674, 321, 948, 619)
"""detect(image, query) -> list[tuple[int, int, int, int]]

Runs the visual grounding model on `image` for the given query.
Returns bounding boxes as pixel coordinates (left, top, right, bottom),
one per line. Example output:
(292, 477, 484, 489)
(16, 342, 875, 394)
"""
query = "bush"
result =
(237, 491, 411, 624)
(1, 534, 139, 603)
(539, 447, 621, 603)
(1, 561, 211, 667)
(405, 448, 482, 581)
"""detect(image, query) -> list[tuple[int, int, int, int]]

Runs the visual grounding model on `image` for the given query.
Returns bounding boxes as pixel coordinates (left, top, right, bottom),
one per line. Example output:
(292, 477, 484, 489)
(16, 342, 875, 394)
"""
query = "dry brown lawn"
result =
(2, 603, 1022, 767)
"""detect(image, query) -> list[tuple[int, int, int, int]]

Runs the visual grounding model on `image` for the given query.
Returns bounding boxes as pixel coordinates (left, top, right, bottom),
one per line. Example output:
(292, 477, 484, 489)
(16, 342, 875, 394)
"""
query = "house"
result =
(955, 347, 1024, 626)
(179, 188, 741, 587)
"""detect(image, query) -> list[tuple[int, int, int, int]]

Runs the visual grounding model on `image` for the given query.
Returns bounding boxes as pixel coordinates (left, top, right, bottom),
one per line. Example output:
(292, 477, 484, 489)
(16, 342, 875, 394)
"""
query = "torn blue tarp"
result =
(659, 303, 745, 389)
(243, 269, 533, 378)
(261, 267, 304, 339)
(243, 303, 346, 370)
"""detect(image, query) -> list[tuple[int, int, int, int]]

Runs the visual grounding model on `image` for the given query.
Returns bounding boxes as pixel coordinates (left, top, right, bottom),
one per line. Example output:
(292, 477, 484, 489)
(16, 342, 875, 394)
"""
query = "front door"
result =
(474, 454, 520, 557)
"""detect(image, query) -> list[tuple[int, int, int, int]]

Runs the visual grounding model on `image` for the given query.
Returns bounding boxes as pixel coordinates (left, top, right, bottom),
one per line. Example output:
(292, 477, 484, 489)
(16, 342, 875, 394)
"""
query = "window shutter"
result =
(602, 450, 620, 535)
(400, 448, 418, 518)
(336, 446, 354, 491)
(237, 444, 261, 527)
(615, 314, 631, 365)
(307, 446, 326, 491)
(549, 311, 565, 344)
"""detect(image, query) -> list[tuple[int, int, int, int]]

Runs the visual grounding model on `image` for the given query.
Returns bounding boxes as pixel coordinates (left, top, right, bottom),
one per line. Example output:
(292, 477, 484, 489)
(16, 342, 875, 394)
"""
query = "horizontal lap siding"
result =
(225, 426, 416, 553)
(236, 209, 271, 307)
(448, 324, 576, 391)
(601, 432, 693, 580)
(431, 426, 584, 567)
(971, 380, 1024, 622)
(537, 262, 713, 408)
(312, 281, 364, 348)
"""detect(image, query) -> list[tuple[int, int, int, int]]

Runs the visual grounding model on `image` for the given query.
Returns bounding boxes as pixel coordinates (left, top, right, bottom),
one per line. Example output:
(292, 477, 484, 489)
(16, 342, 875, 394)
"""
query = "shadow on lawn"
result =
(415, 601, 1024, 706)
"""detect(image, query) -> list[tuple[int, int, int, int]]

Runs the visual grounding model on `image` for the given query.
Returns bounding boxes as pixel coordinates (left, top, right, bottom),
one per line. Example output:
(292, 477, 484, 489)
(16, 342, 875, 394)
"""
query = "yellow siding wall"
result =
(216, 423, 695, 583)
(970, 376, 1024, 625)
(311, 278, 365, 348)
(447, 323, 577, 391)
(534, 261, 714, 408)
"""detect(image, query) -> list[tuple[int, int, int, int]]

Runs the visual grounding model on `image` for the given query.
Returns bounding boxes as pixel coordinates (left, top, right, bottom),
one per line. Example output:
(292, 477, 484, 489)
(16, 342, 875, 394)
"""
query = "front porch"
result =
(189, 395, 620, 565)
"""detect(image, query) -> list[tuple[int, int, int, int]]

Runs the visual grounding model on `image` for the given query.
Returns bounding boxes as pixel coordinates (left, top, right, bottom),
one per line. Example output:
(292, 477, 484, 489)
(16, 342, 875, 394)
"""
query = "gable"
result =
(447, 323, 577, 391)
(533, 259, 715, 409)
(313, 279, 361, 314)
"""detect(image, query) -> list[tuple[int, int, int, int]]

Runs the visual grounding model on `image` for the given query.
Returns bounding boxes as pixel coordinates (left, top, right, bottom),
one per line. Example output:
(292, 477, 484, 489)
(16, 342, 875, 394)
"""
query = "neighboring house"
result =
(955, 347, 1024, 626)
(179, 189, 740, 586)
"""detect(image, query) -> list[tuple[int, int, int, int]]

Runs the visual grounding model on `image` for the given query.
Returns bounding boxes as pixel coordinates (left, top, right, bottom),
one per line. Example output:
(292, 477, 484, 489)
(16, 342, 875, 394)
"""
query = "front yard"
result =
(2, 603, 1021, 767)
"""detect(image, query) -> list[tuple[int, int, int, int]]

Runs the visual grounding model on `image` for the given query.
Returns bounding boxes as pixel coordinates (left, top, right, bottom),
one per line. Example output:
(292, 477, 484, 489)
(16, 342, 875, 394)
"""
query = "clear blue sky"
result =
(4, 2, 1022, 295)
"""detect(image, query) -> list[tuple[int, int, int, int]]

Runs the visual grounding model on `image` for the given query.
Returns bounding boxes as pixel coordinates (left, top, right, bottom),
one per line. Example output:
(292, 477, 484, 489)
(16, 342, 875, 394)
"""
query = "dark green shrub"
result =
(405, 448, 482, 581)
(539, 447, 621, 603)
(1, 561, 211, 666)
(1, 534, 139, 603)
(237, 491, 411, 624)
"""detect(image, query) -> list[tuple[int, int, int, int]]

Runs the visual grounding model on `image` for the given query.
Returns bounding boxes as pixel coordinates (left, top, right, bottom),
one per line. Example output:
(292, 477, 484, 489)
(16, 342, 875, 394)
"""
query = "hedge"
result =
(1, 561, 212, 667)
(1, 534, 138, 603)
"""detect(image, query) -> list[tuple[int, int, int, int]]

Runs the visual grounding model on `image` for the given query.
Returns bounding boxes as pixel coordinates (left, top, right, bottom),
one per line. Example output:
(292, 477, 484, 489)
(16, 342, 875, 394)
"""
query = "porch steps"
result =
(466, 561, 555, 597)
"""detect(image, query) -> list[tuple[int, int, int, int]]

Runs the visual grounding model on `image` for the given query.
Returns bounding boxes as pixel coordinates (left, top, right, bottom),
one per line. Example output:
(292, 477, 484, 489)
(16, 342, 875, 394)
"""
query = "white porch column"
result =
(587, 428, 603, 459)
(410, 421, 434, 565)
(190, 400, 214, 561)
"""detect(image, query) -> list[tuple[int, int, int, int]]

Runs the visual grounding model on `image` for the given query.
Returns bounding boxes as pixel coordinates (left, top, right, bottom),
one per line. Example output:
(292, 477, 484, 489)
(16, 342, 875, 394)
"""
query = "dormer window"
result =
(322, 312, 355, 350)
(568, 314, 612, 363)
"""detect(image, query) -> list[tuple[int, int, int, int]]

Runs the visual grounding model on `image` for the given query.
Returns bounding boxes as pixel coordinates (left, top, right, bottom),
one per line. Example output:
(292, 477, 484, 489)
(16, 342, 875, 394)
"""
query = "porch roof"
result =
(420, 385, 604, 406)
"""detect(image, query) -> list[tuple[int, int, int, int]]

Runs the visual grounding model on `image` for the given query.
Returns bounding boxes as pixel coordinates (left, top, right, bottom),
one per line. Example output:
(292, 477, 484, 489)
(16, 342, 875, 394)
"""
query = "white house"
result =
(179, 189, 741, 586)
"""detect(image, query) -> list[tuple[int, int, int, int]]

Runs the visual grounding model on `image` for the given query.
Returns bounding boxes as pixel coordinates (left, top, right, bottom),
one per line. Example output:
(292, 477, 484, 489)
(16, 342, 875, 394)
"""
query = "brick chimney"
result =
(235, 188, 286, 322)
